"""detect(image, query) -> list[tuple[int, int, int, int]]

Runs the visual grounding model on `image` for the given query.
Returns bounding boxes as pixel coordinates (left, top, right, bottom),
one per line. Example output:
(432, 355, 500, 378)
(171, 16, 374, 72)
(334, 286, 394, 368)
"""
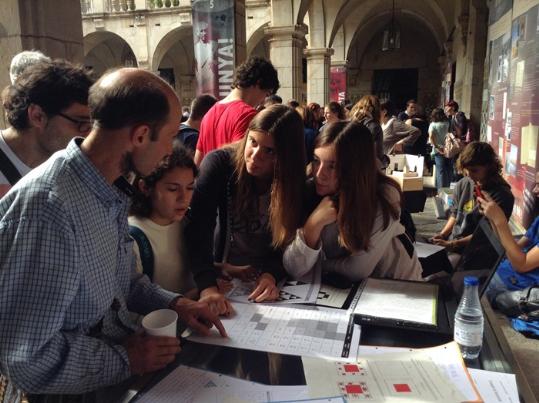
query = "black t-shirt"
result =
(450, 176, 514, 239)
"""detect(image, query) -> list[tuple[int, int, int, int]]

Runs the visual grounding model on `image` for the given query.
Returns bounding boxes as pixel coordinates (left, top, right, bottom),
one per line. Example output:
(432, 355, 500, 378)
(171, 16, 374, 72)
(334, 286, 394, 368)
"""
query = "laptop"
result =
(353, 218, 505, 342)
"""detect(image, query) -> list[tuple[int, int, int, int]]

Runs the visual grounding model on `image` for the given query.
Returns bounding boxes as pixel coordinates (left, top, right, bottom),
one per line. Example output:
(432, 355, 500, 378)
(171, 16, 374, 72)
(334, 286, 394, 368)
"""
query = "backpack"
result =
(444, 132, 464, 159)
(128, 225, 154, 280)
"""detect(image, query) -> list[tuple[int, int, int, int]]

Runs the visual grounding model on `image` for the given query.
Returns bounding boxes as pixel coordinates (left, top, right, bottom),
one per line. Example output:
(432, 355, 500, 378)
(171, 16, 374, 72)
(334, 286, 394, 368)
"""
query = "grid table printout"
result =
(187, 303, 361, 361)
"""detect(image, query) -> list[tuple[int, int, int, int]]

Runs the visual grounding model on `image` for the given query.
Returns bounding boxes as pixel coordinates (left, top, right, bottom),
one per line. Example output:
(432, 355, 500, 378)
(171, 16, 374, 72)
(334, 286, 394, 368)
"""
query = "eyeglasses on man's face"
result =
(56, 112, 93, 134)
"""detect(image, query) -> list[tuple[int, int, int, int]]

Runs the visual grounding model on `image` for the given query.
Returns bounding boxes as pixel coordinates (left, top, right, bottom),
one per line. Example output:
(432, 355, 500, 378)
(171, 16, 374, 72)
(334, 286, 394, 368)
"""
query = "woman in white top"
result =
(284, 121, 422, 284)
(129, 146, 197, 296)
(428, 107, 452, 189)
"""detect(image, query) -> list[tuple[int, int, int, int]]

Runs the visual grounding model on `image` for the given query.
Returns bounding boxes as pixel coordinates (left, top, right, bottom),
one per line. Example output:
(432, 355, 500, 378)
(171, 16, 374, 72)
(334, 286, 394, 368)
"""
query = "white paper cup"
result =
(142, 309, 178, 337)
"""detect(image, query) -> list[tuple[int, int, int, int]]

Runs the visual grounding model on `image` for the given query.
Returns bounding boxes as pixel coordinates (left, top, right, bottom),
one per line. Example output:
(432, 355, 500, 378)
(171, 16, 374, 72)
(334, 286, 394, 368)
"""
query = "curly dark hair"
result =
(3, 59, 93, 130)
(130, 145, 198, 218)
(457, 141, 503, 183)
(231, 56, 279, 93)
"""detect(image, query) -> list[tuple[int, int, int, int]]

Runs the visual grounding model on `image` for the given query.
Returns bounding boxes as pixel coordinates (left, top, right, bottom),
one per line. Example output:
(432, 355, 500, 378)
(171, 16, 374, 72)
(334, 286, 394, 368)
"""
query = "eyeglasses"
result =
(57, 112, 93, 133)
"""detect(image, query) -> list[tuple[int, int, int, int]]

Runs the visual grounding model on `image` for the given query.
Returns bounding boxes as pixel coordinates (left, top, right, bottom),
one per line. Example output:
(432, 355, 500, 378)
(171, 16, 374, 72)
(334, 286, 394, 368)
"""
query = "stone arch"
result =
(83, 31, 138, 78)
(271, 0, 312, 27)
(329, 0, 448, 56)
(151, 26, 195, 105)
(247, 22, 270, 58)
(345, 10, 443, 67)
(345, 12, 442, 110)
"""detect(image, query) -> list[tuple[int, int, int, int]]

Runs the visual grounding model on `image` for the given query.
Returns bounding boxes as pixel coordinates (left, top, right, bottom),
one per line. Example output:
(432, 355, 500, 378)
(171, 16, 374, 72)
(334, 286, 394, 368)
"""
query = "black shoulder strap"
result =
(0, 146, 23, 186)
(128, 225, 154, 281)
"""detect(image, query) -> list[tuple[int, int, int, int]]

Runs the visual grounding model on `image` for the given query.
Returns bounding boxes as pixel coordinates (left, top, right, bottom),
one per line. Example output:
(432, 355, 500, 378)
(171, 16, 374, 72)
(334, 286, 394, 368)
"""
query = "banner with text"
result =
(330, 66, 347, 103)
(192, 0, 235, 99)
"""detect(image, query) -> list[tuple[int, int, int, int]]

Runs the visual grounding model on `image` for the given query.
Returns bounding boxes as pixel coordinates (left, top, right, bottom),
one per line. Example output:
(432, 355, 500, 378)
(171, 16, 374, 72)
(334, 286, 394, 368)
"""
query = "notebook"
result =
(351, 218, 505, 335)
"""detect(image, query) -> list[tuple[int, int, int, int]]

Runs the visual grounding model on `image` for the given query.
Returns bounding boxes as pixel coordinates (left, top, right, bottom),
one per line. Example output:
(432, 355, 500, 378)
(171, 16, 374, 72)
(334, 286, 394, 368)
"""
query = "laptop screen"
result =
(455, 217, 506, 296)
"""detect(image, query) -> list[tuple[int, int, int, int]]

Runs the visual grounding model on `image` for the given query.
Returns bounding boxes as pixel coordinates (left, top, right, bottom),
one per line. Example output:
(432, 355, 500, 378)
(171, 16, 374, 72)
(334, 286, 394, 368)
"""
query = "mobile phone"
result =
(474, 184, 484, 199)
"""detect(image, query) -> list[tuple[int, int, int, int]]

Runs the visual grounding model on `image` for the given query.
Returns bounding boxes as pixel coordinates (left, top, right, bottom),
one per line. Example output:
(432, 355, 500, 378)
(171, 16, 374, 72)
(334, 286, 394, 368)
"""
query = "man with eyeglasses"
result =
(0, 68, 226, 400)
(0, 59, 93, 198)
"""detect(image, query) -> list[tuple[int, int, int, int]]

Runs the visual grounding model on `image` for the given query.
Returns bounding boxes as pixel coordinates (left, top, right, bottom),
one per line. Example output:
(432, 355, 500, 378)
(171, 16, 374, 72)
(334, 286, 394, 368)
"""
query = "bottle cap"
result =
(464, 276, 479, 286)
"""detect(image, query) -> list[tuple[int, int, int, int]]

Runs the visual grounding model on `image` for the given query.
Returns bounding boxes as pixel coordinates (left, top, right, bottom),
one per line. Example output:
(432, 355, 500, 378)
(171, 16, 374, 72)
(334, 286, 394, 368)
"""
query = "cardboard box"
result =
(390, 175, 424, 191)
(387, 154, 424, 176)
(387, 154, 425, 191)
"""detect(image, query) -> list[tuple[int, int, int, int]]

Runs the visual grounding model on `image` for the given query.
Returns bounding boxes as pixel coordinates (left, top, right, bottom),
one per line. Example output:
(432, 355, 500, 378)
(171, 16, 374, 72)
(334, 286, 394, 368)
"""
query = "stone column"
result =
(264, 24, 307, 102)
(462, 0, 488, 130)
(0, 0, 85, 126)
(304, 48, 333, 106)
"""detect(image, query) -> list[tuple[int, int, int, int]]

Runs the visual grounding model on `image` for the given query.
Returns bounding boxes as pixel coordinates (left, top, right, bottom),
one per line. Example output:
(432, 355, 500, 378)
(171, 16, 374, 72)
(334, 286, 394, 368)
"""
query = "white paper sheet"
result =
(468, 368, 519, 403)
(227, 266, 321, 304)
(187, 302, 360, 361)
(316, 284, 354, 308)
(136, 364, 308, 403)
(414, 241, 445, 258)
(302, 342, 482, 403)
(352, 278, 438, 326)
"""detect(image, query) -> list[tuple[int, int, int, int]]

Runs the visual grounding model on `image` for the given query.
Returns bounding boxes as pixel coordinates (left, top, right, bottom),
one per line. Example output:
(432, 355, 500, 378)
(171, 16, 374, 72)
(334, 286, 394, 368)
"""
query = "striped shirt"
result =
(0, 138, 178, 394)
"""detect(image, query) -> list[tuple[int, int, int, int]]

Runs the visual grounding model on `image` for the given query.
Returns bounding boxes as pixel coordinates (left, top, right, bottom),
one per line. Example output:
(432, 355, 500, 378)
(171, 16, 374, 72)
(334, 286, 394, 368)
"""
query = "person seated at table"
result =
(283, 121, 422, 283)
(129, 146, 198, 298)
(431, 142, 514, 264)
(185, 104, 306, 315)
(479, 171, 539, 301)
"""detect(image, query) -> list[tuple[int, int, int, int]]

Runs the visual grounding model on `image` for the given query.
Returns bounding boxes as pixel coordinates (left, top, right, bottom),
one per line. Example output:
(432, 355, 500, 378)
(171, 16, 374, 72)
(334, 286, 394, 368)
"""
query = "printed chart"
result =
(135, 364, 308, 403)
(302, 342, 481, 402)
(187, 302, 360, 361)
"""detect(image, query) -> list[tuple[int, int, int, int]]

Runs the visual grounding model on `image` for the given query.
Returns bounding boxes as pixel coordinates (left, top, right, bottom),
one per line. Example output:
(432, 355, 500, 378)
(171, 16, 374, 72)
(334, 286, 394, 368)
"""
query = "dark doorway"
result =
(372, 68, 418, 113)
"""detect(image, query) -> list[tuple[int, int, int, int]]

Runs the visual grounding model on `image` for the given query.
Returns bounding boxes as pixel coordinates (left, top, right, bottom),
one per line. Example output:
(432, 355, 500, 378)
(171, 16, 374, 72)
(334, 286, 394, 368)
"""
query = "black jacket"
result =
(185, 149, 285, 291)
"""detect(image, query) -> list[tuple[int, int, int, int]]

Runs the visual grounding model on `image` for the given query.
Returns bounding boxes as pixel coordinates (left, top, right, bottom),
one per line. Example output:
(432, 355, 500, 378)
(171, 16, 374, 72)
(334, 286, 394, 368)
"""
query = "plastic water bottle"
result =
(454, 276, 484, 359)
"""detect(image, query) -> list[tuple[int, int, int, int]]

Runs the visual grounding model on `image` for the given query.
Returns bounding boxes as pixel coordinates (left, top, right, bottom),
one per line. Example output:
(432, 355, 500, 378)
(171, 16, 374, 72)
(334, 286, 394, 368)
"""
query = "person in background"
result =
(323, 101, 345, 127)
(194, 56, 279, 166)
(432, 142, 514, 257)
(129, 146, 198, 297)
(479, 171, 539, 301)
(9, 50, 51, 84)
(320, 101, 346, 135)
(175, 94, 217, 153)
(186, 105, 306, 315)
(284, 121, 422, 284)
(264, 94, 282, 107)
(428, 107, 452, 189)
(405, 108, 429, 156)
(181, 106, 190, 122)
(287, 99, 300, 109)
(307, 102, 323, 131)
(445, 100, 468, 140)
(0, 60, 93, 198)
(349, 95, 384, 162)
(380, 100, 420, 155)
(0, 68, 225, 398)
(296, 105, 319, 164)
(397, 99, 417, 121)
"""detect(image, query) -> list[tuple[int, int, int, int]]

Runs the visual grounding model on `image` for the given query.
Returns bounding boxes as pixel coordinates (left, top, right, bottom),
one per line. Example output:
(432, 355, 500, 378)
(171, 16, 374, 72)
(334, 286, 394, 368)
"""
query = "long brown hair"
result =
(350, 95, 381, 124)
(315, 121, 401, 252)
(234, 104, 306, 248)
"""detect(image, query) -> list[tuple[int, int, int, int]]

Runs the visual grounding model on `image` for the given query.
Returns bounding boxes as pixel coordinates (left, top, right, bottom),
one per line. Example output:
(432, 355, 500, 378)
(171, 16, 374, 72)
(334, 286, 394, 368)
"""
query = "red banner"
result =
(330, 66, 347, 103)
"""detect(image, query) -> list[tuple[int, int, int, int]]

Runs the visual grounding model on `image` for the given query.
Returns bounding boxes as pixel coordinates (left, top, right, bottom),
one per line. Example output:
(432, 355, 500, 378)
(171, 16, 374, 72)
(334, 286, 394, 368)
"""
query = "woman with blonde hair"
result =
(350, 95, 384, 161)
(186, 104, 306, 315)
(284, 121, 422, 284)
